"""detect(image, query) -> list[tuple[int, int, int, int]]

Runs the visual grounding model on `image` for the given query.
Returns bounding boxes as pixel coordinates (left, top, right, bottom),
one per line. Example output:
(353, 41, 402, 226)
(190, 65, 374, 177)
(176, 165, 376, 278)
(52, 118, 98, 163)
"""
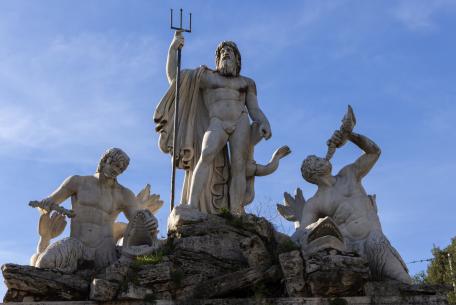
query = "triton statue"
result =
(278, 107, 412, 284)
(29, 148, 164, 272)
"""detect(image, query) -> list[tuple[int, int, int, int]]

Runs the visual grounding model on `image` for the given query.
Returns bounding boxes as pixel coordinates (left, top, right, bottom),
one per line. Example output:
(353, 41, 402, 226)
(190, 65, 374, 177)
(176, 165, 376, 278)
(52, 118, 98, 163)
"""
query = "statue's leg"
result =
(188, 118, 229, 209)
(365, 231, 412, 284)
(228, 114, 250, 215)
(35, 237, 85, 273)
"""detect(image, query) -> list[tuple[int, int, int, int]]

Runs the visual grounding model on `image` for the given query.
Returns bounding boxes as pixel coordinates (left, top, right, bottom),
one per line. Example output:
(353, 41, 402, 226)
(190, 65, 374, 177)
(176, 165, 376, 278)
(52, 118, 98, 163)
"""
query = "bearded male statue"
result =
(29, 148, 163, 273)
(155, 31, 289, 215)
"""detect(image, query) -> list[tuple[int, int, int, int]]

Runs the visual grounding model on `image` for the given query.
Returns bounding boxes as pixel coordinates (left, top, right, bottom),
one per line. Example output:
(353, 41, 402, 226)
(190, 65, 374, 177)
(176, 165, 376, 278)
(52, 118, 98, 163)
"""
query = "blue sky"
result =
(0, 0, 455, 295)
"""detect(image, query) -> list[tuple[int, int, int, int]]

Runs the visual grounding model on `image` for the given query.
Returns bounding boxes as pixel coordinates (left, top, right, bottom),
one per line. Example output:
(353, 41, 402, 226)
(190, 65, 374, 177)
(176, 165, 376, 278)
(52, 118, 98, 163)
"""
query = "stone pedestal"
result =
(1, 208, 449, 304)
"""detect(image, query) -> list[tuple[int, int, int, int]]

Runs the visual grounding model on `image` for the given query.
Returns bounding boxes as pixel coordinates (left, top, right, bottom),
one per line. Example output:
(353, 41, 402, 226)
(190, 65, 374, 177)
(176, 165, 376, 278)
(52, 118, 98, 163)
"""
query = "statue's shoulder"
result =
(240, 74, 255, 83)
(62, 174, 83, 185)
(116, 183, 135, 199)
(240, 75, 257, 93)
(199, 65, 212, 72)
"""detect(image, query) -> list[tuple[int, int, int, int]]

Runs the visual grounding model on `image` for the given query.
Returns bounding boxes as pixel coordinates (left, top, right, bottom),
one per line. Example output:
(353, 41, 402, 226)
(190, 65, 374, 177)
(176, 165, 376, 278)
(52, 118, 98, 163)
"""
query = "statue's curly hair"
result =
(215, 41, 241, 76)
(96, 147, 130, 174)
(301, 155, 332, 184)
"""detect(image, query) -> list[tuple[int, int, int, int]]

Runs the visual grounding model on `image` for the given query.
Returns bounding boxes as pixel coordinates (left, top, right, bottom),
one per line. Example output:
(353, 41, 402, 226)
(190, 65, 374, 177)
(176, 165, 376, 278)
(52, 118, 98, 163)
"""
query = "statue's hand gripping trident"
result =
(169, 8, 192, 212)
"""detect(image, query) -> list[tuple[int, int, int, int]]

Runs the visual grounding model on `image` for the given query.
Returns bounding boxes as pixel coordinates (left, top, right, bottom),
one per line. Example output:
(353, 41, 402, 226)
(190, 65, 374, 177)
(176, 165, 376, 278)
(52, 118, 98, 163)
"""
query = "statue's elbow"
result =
(375, 147, 382, 157)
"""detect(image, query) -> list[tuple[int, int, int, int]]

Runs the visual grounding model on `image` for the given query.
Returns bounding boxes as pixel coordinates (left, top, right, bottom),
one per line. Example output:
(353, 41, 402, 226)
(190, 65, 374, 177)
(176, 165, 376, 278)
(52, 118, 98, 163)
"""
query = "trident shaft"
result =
(169, 8, 192, 212)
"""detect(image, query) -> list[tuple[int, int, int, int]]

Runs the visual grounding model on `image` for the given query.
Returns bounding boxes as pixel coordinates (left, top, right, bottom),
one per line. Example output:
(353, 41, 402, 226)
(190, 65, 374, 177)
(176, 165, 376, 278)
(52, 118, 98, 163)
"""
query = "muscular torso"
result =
(70, 176, 128, 248)
(200, 70, 250, 122)
(304, 169, 380, 241)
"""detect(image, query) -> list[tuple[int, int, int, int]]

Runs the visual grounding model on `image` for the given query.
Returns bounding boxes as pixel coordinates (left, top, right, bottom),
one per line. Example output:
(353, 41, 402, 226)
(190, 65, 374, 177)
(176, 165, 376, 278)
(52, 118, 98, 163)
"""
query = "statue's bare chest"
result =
(75, 180, 121, 214)
(202, 72, 248, 94)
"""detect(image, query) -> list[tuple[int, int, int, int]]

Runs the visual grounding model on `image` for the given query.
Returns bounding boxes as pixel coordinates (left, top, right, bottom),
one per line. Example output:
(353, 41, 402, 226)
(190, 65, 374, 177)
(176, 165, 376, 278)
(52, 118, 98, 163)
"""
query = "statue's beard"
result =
(217, 58, 238, 77)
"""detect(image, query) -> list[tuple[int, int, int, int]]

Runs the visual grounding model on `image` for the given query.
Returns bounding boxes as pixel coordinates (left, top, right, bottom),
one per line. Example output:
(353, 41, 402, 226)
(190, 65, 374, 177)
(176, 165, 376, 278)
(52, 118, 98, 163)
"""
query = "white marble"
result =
(154, 31, 290, 215)
(29, 148, 163, 272)
(278, 107, 412, 284)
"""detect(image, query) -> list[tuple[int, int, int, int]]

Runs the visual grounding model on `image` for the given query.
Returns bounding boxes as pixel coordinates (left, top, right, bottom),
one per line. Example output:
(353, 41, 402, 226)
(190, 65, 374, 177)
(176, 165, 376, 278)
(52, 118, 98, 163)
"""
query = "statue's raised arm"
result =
(347, 132, 381, 179)
(166, 30, 184, 84)
(329, 129, 381, 180)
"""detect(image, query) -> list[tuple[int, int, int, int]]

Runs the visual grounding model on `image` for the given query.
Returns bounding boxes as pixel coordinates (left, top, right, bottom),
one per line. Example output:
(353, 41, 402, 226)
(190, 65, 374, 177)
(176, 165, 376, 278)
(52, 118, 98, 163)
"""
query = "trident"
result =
(169, 8, 192, 212)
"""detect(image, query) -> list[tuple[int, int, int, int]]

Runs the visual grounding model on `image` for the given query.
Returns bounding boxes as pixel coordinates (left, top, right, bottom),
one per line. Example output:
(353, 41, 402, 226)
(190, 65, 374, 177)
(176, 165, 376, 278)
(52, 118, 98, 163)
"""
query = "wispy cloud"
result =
(392, 0, 456, 31)
(0, 31, 164, 164)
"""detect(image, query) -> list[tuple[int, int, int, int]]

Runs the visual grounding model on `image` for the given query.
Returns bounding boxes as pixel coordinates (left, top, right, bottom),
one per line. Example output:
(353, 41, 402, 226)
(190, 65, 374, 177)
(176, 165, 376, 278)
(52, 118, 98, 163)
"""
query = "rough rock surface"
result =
(0, 295, 450, 305)
(305, 248, 370, 297)
(2, 264, 91, 302)
(279, 250, 306, 297)
(1, 207, 449, 303)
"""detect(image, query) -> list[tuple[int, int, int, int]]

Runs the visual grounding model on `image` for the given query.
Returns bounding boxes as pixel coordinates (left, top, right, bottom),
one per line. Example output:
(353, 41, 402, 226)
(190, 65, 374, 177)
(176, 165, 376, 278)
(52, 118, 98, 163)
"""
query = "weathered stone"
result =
(364, 280, 451, 297)
(117, 283, 154, 300)
(174, 235, 246, 263)
(278, 251, 306, 297)
(240, 236, 272, 268)
(104, 261, 130, 283)
(168, 206, 208, 233)
(172, 249, 240, 279)
(241, 214, 276, 243)
(0, 295, 451, 304)
(89, 278, 119, 301)
(135, 261, 172, 287)
(305, 249, 369, 297)
(195, 266, 281, 299)
(2, 263, 90, 302)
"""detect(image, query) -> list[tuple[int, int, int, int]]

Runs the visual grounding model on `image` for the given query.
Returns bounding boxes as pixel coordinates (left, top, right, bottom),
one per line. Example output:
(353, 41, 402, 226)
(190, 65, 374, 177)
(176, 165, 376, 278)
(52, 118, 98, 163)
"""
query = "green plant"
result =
(218, 207, 233, 219)
(132, 251, 164, 268)
(131, 239, 175, 269)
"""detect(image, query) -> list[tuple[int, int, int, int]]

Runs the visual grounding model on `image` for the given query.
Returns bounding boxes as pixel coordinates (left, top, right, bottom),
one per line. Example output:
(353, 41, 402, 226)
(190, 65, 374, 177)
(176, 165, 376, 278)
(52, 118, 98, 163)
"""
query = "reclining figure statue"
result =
(29, 148, 164, 273)
(277, 106, 412, 284)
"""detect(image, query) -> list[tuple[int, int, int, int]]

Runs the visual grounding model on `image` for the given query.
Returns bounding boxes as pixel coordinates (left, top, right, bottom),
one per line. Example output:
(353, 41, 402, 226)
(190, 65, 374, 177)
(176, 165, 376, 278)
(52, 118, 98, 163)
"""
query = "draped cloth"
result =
(153, 67, 230, 213)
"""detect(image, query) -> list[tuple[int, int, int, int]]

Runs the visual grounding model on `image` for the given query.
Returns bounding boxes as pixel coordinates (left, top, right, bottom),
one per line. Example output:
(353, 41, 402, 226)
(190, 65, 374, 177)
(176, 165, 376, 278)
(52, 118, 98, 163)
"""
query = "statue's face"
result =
(220, 45, 235, 64)
(102, 158, 127, 179)
(217, 45, 238, 76)
(314, 157, 331, 173)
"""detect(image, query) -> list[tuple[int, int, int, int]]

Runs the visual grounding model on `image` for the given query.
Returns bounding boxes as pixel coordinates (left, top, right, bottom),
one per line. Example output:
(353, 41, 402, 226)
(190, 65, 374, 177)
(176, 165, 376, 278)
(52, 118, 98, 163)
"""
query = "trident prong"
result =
(170, 8, 192, 33)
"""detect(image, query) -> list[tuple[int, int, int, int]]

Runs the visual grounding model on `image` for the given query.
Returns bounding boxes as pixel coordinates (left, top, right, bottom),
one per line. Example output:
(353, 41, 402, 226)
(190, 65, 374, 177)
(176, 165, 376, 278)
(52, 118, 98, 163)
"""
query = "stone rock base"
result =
(0, 295, 449, 305)
(2, 208, 450, 304)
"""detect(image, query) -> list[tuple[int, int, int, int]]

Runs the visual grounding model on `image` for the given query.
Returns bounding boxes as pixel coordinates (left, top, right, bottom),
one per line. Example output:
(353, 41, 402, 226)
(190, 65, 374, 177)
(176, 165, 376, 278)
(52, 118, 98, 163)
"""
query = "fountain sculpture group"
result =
(1, 31, 449, 305)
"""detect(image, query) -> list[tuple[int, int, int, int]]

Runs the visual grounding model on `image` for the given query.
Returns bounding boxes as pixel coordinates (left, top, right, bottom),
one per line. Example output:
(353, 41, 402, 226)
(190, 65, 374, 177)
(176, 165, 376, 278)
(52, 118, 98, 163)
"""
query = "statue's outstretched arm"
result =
(38, 175, 79, 211)
(348, 132, 381, 179)
(166, 31, 184, 84)
(245, 79, 271, 140)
